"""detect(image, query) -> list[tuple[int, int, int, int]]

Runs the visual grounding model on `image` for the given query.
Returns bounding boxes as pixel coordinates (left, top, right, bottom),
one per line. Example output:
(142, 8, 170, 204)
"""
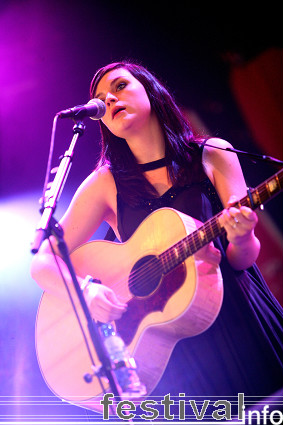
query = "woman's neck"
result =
(130, 140, 165, 164)
(125, 114, 165, 163)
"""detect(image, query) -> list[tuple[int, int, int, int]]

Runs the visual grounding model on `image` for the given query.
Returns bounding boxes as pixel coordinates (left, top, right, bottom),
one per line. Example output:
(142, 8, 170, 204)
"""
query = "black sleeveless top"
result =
(112, 157, 283, 411)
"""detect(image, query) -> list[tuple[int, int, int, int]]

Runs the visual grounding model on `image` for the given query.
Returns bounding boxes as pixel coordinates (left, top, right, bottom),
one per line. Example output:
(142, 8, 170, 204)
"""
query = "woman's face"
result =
(94, 68, 152, 140)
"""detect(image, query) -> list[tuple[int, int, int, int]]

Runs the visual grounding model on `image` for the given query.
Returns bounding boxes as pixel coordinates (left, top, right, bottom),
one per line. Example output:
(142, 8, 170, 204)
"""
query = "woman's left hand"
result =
(219, 196, 258, 246)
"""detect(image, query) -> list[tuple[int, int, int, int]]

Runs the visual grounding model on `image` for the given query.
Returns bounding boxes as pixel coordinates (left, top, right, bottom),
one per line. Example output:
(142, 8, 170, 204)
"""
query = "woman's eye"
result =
(117, 82, 126, 91)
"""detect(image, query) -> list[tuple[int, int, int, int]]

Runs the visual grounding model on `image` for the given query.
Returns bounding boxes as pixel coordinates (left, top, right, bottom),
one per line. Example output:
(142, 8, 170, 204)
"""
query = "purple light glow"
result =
(0, 1, 103, 196)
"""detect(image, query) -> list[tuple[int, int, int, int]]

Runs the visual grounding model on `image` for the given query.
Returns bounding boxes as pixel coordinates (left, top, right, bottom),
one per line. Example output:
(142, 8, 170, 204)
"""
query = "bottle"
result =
(100, 323, 146, 396)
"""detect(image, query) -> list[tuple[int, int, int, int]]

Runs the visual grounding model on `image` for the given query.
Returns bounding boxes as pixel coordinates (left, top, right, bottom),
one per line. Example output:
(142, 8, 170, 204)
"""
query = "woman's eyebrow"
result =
(95, 76, 123, 98)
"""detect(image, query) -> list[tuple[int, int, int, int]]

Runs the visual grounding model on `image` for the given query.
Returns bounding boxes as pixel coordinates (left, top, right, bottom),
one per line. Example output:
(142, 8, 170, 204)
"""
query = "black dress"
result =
(113, 161, 283, 419)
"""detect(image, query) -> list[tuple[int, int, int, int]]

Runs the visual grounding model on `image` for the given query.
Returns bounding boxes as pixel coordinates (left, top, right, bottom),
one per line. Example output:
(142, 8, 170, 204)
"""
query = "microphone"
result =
(57, 98, 106, 120)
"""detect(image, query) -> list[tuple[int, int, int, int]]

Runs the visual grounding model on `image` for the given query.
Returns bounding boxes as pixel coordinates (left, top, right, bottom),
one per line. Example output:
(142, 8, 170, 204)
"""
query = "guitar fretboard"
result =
(160, 169, 283, 273)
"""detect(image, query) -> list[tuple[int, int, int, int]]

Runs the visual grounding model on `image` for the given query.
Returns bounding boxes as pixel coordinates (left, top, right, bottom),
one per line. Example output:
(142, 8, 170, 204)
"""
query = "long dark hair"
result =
(90, 61, 203, 206)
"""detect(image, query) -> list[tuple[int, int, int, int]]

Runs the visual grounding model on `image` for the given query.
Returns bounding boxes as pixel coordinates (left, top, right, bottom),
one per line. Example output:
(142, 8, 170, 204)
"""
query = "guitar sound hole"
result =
(129, 255, 163, 297)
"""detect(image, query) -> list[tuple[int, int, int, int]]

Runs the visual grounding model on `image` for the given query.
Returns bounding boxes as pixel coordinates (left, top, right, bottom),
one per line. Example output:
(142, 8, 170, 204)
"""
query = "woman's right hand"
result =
(83, 283, 128, 323)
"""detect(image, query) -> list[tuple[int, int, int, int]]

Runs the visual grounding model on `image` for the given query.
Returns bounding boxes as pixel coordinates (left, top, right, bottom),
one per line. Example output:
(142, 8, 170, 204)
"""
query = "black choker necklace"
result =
(138, 157, 168, 172)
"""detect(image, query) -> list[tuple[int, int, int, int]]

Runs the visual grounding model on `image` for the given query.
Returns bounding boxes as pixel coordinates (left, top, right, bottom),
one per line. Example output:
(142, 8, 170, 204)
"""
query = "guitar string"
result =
(106, 202, 247, 299)
(102, 175, 279, 298)
(110, 218, 223, 299)
(101, 217, 224, 300)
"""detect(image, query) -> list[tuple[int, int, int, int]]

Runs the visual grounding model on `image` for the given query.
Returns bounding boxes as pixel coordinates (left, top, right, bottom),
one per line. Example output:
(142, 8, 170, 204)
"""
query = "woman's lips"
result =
(112, 107, 126, 119)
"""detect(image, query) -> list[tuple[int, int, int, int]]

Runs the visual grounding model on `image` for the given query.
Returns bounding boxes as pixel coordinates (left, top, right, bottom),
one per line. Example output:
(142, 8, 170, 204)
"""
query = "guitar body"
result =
(36, 208, 223, 412)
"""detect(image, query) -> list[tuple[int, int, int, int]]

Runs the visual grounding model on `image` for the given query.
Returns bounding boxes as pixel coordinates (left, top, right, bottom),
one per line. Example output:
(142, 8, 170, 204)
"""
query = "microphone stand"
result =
(197, 141, 283, 166)
(31, 120, 122, 408)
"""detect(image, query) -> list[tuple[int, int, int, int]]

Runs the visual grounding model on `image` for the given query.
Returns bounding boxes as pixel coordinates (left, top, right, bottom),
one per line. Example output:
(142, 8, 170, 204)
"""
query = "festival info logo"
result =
(100, 392, 283, 424)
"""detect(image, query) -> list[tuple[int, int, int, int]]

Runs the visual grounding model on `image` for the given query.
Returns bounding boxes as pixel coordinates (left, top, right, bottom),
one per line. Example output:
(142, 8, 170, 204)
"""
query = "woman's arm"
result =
(202, 138, 260, 270)
(30, 166, 127, 318)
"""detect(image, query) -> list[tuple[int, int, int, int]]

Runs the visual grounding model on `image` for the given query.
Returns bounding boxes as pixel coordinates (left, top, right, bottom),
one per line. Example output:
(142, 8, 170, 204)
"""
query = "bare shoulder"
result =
(203, 137, 233, 159)
(202, 138, 247, 206)
(202, 138, 230, 184)
(204, 137, 232, 149)
(58, 165, 118, 251)
(70, 164, 118, 221)
(80, 164, 116, 191)
(71, 164, 116, 207)
(202, 138, 240, 171)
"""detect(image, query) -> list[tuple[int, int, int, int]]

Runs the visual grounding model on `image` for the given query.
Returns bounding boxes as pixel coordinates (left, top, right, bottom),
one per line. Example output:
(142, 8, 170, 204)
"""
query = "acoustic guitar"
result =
(35, 169, 282, 412)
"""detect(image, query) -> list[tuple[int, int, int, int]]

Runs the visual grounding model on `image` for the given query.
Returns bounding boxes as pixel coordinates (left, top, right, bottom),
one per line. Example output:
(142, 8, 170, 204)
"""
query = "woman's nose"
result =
(105, 92, 117, 106)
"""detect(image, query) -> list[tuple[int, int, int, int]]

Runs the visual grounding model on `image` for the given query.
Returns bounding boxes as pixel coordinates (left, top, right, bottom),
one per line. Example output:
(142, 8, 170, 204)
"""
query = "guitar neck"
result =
(160, 168, 283, 273)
